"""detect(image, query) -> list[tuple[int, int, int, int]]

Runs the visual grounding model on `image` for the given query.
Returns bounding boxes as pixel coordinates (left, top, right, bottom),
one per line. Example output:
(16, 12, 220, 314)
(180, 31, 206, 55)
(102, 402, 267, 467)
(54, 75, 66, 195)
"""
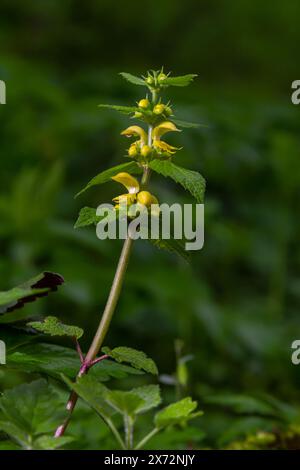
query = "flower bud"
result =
(146, 76, 154, 85)
(158, 73, 167, 83)
(165, 106, 172, 116)
(134, 111, 143, 119)
(137, 191, 153, 207)
(128, 144, 138, 157)
(140, 145, 151, 157)
(153, 104, 165, 115)
(138, 98, 150, 109)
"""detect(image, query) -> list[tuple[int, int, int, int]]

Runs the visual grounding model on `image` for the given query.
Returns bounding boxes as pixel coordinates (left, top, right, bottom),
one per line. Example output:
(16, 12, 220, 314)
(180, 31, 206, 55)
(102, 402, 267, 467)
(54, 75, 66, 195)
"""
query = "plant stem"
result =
(55, 118, 154, 439)
(134, 427, 159, 450)
(124, 415, 134, 449)
(104, 417, 126, 450)
(54, 234, 133, 437)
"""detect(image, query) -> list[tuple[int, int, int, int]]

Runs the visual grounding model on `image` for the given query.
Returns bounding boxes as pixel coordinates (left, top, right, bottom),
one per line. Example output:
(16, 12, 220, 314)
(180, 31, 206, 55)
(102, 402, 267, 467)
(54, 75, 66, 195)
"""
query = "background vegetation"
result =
(0, 0, 300, 449)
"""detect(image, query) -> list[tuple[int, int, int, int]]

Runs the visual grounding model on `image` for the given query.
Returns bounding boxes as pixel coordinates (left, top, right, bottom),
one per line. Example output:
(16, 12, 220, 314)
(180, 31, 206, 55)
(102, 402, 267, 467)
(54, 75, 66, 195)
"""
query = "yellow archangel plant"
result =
(55, 68, 206, 443)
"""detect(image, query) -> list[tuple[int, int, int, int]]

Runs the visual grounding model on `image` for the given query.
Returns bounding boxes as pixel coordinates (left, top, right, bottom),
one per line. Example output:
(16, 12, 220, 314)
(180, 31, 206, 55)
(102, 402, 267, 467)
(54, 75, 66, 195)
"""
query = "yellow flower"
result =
(111, 172, 140, 194)
(121, 126, 147, 145)
(152, 121, 181, 155)
(111, 172, 140, 209)
(153, 121, 180, 140)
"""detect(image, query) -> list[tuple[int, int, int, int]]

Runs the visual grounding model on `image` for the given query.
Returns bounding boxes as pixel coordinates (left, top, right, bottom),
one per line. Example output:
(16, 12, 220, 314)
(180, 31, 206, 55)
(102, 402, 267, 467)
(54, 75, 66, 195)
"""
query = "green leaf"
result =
(74, 206, 100, 228)
(75, 162, 142, 198)
(62, 375, 114, 419)
(28, 316, 84, 339)
(0, 271, 64, 315)
(172, 118, 206, 129)
(149, 237, 190, 263)
(74, 206, 116, 229)
(106, 385, 161, 417)
(0, 379, 66, 443)
(162, 74, 197, 87)
(131, 385, 162, 414)
(149, 160, 205, 203)
(0, 421, 29, 448)
(154, 397, 202, 429)
(7, 343, 143, 381)
(105, 390, 145, 416)
(102, 346, 158, 375)
(98, 104, 139, 114)
(33, 435, 74, 450)
(119, 72, 146, 86)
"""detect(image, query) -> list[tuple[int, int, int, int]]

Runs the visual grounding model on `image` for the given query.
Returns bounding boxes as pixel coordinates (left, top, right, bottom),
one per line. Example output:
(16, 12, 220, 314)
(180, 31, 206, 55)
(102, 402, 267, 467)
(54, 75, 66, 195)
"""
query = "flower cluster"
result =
(111, 172, 158, 214)
(122, 121, 181, 162)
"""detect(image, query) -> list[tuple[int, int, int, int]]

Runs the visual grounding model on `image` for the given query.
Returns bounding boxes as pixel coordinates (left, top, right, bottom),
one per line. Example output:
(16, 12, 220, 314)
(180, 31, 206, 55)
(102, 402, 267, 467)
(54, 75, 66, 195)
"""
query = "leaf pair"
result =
(120, 72, 197, 88)
(76, 160, 205, 203)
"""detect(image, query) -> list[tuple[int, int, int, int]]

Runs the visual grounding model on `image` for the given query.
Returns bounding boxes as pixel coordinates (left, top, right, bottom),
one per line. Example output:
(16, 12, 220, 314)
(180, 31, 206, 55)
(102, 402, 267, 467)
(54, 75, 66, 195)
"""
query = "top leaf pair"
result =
(120, 70, 198, 89)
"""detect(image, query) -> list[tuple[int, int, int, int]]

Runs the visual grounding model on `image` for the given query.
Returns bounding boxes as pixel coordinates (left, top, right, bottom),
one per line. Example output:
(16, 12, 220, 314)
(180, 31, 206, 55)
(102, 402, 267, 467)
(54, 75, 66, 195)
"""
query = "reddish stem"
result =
(54, 353, 109, 437)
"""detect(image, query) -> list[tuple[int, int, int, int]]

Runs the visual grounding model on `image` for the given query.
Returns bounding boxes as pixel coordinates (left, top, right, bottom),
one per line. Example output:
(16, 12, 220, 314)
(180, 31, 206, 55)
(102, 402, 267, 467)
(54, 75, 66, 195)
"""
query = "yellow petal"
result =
(111, 172, 140, 193)
(153, 121, 180, 140)
(137, 191, 153, 207)
(112, 193, 136, 204)
(121, 126, 147, 144)
(153, 140, 180, 154)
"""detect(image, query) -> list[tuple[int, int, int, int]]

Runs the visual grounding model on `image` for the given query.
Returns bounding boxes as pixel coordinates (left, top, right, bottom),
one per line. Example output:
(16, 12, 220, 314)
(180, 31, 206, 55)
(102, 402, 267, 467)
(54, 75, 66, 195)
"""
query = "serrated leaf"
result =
(162, 74, 197, 87)
(28, 316, 84, 339)
(149, 237, 190, 263)
(7, 343, 143, 381)
(74, 206, 100, 228)
(74, 206, 116, 229)
(0, 379, 67, 445)
(75, 162, 142, 198)
(149, 160, 205, 203)
(0, 271, 64, 315)
(155, 397, 202, 429)
(98, 104, 139, 114)
(102, 346, 158, 375)
(119, 72, 145, 86)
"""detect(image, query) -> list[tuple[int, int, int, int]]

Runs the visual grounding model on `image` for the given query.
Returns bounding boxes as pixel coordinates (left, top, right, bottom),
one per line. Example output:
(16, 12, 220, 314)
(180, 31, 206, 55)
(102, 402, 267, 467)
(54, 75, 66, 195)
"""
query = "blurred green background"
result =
(0, 0, 300, 448)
